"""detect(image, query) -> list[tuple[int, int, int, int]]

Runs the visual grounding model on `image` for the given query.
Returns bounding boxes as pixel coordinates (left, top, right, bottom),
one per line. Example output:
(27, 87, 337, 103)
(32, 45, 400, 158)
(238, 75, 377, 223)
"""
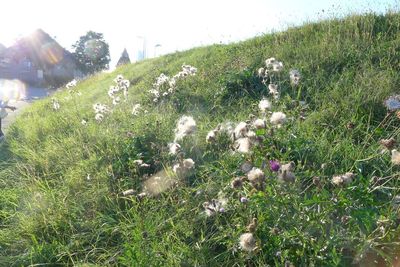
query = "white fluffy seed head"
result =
(174, 115, 197, 141)
(168, 142, 181, 155)
(235, 137, 252, 154)
(392, 149, 400, 165)
(253, 119, 266, 129)
(247, 168, 265, 184)
(239, 233, 257, 252)
(234, 122, 248, 139)
(258, 99, 271, 112)
(270, 112, 287, 125)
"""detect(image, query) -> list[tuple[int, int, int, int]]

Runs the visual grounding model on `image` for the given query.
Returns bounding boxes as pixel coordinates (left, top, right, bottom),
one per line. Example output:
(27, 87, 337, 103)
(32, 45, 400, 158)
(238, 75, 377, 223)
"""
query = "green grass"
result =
(1, 12, 400, 266)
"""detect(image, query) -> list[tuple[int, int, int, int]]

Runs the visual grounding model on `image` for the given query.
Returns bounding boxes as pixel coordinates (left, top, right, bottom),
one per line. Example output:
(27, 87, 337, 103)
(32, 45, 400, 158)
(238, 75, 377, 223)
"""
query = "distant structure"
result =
(116, 48, 131, 67)
(0, 29, 83, 87)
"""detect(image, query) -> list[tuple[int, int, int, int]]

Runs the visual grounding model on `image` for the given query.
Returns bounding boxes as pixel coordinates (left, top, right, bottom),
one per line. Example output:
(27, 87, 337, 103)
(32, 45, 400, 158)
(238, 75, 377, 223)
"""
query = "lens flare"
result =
(0, 79, 26, 102)
(41, 42, 63, 65)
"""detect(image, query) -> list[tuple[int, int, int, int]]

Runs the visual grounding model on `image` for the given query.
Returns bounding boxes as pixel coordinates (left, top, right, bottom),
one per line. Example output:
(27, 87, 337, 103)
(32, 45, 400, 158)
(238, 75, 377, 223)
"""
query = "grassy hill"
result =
(1, 12, 400, 266)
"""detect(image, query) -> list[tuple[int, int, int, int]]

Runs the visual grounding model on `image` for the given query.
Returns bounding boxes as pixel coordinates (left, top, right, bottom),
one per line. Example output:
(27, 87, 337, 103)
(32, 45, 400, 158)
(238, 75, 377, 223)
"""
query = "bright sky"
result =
(0, 0, 397, 69)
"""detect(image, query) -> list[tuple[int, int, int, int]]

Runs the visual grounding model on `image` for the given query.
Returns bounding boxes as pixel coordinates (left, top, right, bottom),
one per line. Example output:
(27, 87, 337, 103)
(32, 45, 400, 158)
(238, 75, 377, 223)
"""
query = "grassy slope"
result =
(1, 12, 400, 266)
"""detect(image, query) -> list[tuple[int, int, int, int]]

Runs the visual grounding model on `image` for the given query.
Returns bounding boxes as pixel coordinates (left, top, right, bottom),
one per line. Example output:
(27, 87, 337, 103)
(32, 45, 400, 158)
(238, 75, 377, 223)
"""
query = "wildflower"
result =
(379, 138, 396, 150)
(234, 137, 252, 153)
(258, 98, 271, 112)
(332, 172, 355, 186)
(265, 57, 277, 68)
(66, 79, 77, 89)
(289, 69, 301, 86)
(81, 119, 87, 126)
(247, 168, 265, 186)
(122, 189, 136, 196)
(162, 92, 169, 97)
(270, 112, 287, 125)
(257, 67, 265, 77)
(52, 98, 60, 110)
(234, 122, 248, 139)
(93, 103, 109, 114)
(272, 61, 283, 72)
(253, 119, 266, 129)
(173, 158, 195, 177)
(168, 142, 181, 155)
(269, 160, 280, 172)
(203, 198, 227, 217)
(268, 84, 279, 99)
(239, 233, 257, 252)
(384, 95, 400, 111)
(206, 130, 217, 143)
(174, 115, 197, 141)
(231, 177, 243, 189)
(132, 104, 141, 115)
(182, 158, 195, 169)
(95, 113, 104, 122)
(391, 149, 400, 165)
(133, 159, 144, 165)
(240, 196, 248, 203)
(278, 162, 296, 183)
(112, 96, 121, 105)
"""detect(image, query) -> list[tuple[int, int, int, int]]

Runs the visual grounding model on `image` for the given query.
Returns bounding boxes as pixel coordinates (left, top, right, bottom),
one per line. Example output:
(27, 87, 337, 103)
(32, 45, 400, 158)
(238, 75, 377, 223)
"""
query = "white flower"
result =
(206, 130, 217, 143)
(52, 98, 60, 110)
(95, 113, 104, 122)
(66, 79, 77, 89)
(270, 112, 287, 125)
(258, 98, 271, 112)
(239, 233, 257, 252)
(253, 119, 266, 129)
(391, 149, 400, 165)
(174, 115, 197, 142)
(81, 119, 87, 126)
(168, 142, 181, 155)
(289, 69, 301, 86)
(272, 61, 283, 72)
(265, 57, 277, 68)
(132, 104, 141, 115)
(203, 198, 227, 217)
(257, 67, 265, 77)
(331, 172, 355, 186)
(268, 84, 279, 98)
(234, 122, 248, 139)
(162, 92, 169, 97)
(93, 103, 109, 114)
(384, 95, 400, 111)
(112, 96, 121, 105)
(133, 159, 144, 165)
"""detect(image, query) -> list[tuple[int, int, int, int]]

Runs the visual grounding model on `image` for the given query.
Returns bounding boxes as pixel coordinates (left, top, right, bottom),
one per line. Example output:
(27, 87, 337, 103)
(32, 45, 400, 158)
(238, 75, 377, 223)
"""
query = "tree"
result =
(72, 31, 110, 75)
(116, 48, 131, 67)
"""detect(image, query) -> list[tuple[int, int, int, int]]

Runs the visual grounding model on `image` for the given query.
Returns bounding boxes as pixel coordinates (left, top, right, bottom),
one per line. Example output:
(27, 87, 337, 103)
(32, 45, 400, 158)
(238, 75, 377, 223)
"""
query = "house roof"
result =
(0, 29, 76, 69)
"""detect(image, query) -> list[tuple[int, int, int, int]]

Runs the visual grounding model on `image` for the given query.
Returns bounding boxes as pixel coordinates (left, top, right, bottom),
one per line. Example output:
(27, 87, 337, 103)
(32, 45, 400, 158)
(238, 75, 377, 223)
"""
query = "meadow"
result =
(1, 12, 400, 266)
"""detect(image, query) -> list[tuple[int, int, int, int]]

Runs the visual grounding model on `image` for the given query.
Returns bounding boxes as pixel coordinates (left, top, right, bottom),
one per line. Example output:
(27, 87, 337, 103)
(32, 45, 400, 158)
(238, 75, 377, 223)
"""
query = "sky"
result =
(0, 0, 398, 69)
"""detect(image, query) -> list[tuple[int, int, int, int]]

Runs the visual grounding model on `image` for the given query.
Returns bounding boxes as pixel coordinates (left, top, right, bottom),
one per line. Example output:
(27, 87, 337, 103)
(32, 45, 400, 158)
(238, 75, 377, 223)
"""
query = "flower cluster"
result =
(149, 65, 197, 102)
(108, 74, 130, 104)
(52, 98, 60, 110)
(174, 115, 197, 142)
(93, 103, 109, 122)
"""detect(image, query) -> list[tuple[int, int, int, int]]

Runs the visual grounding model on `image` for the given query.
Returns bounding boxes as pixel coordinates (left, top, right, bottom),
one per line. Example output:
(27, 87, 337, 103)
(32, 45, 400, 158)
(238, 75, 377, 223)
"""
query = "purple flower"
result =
(219, 207, 226, 213)
(240, 197, 248, 203)
(269, 160, 280, 172)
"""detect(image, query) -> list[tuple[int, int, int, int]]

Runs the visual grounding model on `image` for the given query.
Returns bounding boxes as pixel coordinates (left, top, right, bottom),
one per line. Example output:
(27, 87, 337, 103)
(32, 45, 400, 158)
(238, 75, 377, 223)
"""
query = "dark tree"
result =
(72, 31, 110, 74)
(116, 48, 131, 67)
